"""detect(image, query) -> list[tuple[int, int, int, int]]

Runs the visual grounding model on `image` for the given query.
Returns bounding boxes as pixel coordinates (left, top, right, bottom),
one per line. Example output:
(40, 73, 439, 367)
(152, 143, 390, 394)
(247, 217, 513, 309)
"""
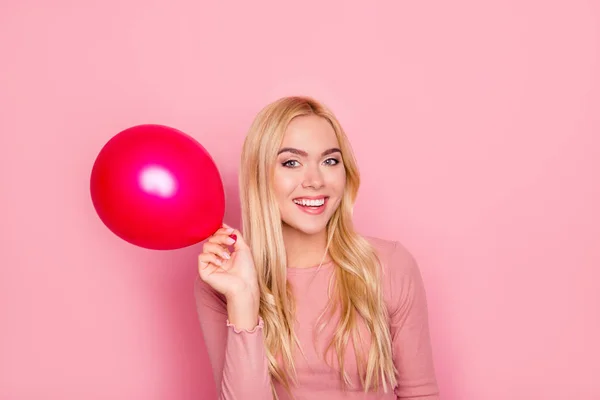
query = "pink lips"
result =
(293, 196, 329, 215)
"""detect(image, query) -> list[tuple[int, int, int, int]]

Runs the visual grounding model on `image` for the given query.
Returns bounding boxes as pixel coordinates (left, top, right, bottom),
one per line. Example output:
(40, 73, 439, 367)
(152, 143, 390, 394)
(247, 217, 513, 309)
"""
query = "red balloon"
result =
(90, 124, 225, 250)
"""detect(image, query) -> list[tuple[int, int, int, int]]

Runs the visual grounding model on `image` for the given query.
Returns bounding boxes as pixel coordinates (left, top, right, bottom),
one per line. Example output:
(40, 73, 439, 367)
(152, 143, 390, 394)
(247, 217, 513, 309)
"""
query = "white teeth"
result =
(294, 198, 325, 207)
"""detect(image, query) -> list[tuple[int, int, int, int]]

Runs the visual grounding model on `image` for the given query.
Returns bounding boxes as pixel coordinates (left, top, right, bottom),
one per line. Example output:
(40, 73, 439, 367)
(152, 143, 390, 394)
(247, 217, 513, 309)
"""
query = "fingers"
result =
(198, 223, 249, 282)
(220, 223, 248, 251)
(208, 233, 236, 247)
(198, 223, 248, 266)
(198, 251, 226, 267)
(203, 241, 231, 262)
(198, 257, 224, 281)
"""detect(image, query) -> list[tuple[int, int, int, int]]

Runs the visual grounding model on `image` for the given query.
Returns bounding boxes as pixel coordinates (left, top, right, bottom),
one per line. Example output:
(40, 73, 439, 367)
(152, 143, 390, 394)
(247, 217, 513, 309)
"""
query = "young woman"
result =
(194, 96, 440, 399)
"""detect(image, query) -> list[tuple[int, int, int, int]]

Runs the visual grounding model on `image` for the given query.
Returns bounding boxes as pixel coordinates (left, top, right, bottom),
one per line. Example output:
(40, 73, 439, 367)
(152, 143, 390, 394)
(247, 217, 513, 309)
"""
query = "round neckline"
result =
(286, 260, 334, 275)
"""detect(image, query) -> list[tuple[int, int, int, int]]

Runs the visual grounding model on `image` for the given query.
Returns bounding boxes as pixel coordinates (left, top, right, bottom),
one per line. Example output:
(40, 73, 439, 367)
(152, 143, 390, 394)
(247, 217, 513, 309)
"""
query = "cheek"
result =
(273, 171, 300, 198)
(325, 168, 347, 193)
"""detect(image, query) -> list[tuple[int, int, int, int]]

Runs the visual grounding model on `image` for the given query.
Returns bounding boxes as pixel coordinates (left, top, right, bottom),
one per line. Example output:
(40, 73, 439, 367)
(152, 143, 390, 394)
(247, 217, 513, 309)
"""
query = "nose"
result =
(301, 164, 325, 189)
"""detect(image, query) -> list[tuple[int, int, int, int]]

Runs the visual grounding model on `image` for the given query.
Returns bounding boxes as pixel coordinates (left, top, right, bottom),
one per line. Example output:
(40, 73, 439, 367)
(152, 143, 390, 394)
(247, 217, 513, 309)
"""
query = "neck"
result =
(282, 223, 330, 268)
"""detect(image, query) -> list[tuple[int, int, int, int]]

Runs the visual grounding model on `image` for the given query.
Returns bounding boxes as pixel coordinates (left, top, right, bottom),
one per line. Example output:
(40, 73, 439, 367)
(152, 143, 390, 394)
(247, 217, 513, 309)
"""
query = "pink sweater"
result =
(194, 237, 440, 399)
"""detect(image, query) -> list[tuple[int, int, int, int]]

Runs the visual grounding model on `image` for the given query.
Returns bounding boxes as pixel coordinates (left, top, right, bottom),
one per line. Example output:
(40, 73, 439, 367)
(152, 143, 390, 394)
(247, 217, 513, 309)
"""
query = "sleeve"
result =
(387, 242, 440, 399)
(193, 276, 274, 400)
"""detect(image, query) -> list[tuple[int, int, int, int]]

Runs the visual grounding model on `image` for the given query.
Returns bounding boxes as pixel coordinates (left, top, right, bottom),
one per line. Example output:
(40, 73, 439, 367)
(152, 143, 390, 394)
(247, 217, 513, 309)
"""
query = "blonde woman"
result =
(194, 96, 440, 399)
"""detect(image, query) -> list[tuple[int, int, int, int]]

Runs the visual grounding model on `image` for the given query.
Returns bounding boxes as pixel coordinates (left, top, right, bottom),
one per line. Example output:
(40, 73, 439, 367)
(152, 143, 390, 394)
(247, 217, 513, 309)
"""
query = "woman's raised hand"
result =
(197, 224, 259, 302)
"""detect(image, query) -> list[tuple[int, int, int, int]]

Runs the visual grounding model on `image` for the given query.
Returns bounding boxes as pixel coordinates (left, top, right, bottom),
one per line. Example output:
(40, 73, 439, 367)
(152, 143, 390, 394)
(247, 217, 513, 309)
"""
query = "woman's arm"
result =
(387, 242, 440, 400)
(194, 277, 274, 400)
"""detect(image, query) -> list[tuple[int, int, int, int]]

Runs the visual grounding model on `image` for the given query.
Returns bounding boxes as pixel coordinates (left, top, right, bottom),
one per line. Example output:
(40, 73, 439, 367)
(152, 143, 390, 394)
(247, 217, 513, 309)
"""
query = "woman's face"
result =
(273, 114, 347, 236)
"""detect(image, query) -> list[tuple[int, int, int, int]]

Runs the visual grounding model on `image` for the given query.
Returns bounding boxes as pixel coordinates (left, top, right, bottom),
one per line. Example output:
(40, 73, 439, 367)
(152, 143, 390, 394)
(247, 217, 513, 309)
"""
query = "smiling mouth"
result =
(292, 196, 329, 215)
(293, 197, 328, 207)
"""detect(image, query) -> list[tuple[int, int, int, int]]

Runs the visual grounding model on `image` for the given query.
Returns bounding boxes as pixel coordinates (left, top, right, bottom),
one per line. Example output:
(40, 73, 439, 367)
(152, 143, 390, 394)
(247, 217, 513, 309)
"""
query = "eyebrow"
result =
(277, 147, 341, 157)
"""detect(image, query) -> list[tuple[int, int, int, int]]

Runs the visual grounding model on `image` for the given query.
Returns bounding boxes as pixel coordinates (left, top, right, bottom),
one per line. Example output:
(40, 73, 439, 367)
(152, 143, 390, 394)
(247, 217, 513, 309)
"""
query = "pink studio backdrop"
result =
(1, 1, 599, 399)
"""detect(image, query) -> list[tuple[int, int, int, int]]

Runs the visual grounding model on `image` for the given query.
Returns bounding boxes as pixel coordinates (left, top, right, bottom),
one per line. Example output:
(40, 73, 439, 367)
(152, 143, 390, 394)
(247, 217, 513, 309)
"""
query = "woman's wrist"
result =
(226, 287, 260, 331)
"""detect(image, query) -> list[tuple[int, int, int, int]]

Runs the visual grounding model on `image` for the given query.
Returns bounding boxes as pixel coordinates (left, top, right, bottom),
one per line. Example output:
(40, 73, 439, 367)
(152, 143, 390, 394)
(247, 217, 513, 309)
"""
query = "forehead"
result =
(280, 115, 339, 151)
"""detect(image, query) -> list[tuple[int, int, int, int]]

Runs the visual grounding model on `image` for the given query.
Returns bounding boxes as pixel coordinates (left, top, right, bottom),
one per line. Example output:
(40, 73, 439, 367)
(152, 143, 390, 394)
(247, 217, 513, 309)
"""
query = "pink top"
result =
(194, 237, 440, 399)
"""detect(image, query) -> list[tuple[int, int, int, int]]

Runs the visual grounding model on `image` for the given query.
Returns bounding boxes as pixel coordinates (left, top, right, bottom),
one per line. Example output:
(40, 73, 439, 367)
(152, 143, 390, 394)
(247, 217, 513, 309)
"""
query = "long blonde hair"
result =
(239, 96, 397, 397)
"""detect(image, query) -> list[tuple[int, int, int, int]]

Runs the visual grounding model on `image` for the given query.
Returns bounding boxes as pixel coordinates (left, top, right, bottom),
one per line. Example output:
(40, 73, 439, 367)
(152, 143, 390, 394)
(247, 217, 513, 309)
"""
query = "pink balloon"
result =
(90, 124, 225, 250)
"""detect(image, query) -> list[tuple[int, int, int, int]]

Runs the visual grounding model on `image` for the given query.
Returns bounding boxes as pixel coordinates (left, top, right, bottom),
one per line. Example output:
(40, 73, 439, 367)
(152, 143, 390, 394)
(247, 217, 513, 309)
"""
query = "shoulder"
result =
(364, 236, 424, 314)
(364, 235, 419, 277)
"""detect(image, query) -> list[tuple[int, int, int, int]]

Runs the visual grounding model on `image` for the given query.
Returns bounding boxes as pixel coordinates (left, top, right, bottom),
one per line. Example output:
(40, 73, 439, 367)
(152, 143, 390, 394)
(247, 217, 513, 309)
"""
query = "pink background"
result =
(1, 1, 599, 399)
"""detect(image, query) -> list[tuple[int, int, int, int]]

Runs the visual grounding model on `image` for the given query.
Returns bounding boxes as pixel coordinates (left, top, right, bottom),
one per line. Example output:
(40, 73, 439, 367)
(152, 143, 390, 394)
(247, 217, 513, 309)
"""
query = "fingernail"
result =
(229, 234, 237, 243)
(226, 228, 234, 234)
(199, 261, 207, 268)
(222, 252, 230, 260)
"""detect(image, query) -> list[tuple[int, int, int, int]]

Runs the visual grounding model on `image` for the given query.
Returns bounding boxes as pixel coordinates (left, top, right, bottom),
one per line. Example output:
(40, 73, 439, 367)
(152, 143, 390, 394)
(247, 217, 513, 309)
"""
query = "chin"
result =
(297, 225, 328, 236)
(283, 218, 330, 236)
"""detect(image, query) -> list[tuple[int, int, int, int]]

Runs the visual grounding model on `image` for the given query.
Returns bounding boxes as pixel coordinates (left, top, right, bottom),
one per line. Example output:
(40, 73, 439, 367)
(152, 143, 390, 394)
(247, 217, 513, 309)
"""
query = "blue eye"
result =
(282, 158, 340, 168)
(282, 160, 300, 168)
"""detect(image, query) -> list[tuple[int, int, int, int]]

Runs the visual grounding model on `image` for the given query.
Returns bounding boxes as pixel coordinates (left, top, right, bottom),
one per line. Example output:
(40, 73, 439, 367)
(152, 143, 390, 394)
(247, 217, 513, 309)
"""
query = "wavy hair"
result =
(239, 96, 396, 397)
